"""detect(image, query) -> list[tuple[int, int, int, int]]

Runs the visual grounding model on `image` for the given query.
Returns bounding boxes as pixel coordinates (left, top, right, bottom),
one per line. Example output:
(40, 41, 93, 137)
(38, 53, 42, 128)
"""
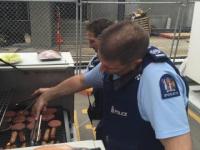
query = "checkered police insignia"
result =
(160, 74, 180, 99)
(149, 48, 166, 58)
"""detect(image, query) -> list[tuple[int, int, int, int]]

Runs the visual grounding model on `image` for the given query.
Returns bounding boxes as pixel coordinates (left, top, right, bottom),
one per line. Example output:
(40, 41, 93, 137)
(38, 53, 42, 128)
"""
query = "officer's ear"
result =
(132, 58, 142, 66)
(130, 58, 143, 70)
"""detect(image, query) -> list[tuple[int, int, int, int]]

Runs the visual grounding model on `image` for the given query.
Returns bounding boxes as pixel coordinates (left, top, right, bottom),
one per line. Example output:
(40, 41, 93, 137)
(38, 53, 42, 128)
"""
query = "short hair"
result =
(86, 18, 114, 37)
(99, 21, 149, 65)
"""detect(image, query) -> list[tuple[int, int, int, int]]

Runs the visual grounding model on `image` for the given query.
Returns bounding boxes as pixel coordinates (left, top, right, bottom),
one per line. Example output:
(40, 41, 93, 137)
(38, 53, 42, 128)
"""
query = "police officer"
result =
(33, 21, 192, 150)
(85, 18, 113, 122)
(85, 18, 113, 71)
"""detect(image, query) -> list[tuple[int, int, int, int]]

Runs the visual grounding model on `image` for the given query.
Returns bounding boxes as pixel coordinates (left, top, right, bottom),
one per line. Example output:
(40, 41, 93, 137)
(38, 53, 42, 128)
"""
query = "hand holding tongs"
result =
(30, 113, 43, 146)
(15, 94, 40, 112)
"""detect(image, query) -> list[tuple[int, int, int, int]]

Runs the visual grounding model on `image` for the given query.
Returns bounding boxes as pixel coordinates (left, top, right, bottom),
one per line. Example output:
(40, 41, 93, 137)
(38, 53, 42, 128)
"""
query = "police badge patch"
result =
(160, 74, 180, 99)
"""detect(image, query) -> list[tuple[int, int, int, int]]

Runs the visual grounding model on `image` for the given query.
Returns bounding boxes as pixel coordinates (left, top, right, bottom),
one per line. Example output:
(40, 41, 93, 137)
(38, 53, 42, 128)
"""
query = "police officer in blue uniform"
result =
(33, 21, 192, 150)
(85, 18, 113, 122)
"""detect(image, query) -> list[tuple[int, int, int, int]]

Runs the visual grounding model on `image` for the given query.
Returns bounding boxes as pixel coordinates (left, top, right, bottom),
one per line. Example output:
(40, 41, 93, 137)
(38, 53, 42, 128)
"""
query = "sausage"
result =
(45, 108, 57, 114)
(11, 123, 25, 131)
(48, 120, 61, 128)
(9, 131, 18, 144)
(42, 114, 55, 121)
(17, 110, 29, 116)
(27, 116, 35, 122)
(18, 131, 26, 142)
(5, 111, 16, 118)
(13, 115, 26, 123)
(43, 128, 50, 141)
(27, 122, 35, 130)
(50, 127, 56, 140)
(48, 120, 61, 140)
(9, 123, 25, 144)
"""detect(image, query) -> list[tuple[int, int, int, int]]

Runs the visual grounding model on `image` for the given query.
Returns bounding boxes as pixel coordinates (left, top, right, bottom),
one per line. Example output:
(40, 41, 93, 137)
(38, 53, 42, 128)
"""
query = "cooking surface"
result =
(0, 107, 69, 149)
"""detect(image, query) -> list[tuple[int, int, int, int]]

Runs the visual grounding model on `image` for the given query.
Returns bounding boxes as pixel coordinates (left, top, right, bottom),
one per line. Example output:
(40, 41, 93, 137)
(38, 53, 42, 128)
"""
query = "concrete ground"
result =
(77, 35, 189, 57)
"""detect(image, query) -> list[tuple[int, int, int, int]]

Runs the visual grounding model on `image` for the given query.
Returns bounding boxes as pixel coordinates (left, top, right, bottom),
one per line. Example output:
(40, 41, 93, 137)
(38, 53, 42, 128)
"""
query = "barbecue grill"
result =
(0, 52, 75, 149)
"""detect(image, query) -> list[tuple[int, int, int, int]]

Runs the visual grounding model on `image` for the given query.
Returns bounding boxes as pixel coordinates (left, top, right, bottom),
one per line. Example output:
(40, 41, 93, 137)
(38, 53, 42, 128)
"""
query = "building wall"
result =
(87, 0, 118, 21)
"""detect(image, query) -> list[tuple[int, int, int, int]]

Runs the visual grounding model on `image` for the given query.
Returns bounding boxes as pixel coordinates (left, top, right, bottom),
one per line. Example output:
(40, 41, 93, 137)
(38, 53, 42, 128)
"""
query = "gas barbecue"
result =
(0, 52, 75, 149)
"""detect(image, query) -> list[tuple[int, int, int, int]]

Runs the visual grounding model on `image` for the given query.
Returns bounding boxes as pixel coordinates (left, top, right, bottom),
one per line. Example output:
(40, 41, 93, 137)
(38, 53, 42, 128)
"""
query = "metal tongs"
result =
(15, 94, 40, 112)
(30, 113, 42, 146)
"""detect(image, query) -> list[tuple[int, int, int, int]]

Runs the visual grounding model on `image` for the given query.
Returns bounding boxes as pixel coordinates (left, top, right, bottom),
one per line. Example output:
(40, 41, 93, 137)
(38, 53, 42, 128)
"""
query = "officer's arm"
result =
(160, 132, 192, 150)
(50, 74, 89, 97)
(32, 74, 90, 118)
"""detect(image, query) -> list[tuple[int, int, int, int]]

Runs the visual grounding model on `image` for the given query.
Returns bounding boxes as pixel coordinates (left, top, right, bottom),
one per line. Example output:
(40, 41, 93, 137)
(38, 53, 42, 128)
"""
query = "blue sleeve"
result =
(138, 62, 190, 139)
(83, 63, 103, 88)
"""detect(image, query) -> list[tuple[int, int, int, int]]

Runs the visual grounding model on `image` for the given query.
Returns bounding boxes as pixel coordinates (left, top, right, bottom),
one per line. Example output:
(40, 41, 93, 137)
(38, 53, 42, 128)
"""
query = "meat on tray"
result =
(38, 50, 61, 60)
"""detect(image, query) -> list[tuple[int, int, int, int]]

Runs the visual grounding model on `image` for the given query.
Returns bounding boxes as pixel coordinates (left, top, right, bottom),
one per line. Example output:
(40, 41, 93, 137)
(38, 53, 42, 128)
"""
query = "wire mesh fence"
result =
(0, 0, 197, 72)
(0, 2, 30, 47)
(80, 0, 192, 65)
(0, 1, 78, 53)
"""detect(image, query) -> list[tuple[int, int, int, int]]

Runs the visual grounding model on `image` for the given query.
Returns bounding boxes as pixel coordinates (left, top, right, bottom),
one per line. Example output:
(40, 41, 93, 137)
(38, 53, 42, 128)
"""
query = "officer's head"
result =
(86, 18, 114, 52)
(98, 21, 149, 76)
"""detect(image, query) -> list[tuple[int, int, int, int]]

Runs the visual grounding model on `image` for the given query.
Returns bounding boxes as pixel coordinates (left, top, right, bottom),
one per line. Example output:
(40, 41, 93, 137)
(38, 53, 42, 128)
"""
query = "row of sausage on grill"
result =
(2, 107, 62, 149)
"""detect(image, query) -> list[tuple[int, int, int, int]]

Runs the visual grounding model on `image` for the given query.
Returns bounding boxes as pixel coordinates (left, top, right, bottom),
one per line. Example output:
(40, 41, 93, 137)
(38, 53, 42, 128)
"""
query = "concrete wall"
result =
(87, 0, 118, 21)
(30, 2, 54, 48)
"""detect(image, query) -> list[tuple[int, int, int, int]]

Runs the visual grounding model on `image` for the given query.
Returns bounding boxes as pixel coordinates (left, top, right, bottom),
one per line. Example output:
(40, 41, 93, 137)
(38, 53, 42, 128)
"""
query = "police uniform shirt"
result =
(85, 54, 99, 72)
(83, 62, 190, 139)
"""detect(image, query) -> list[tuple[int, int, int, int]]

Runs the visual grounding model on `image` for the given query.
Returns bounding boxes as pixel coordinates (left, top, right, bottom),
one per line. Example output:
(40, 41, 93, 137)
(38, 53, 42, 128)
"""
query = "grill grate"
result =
(0, 89, 14, 127)
(0, 106, 68, 149)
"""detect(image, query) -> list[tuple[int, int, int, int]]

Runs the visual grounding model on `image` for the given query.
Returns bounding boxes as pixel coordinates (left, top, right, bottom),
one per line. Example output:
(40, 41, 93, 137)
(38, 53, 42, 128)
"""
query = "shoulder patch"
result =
(149, 48, 166, 58)
(160, 74, 180, 99)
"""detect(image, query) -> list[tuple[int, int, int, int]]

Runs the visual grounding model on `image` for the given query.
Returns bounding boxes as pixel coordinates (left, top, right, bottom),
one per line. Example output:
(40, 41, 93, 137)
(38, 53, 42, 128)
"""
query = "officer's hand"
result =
(32, 88, 50, 120)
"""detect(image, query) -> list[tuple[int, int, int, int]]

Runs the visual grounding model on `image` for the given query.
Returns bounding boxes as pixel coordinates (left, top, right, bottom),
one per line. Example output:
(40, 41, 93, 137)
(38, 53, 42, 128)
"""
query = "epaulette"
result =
(147, 46, 168, 62)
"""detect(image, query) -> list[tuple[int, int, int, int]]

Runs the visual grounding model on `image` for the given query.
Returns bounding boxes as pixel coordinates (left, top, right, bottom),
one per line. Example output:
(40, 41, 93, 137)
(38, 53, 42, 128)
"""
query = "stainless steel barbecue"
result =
(0, 89, 14, 127)
(0, 52, 75, 149)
